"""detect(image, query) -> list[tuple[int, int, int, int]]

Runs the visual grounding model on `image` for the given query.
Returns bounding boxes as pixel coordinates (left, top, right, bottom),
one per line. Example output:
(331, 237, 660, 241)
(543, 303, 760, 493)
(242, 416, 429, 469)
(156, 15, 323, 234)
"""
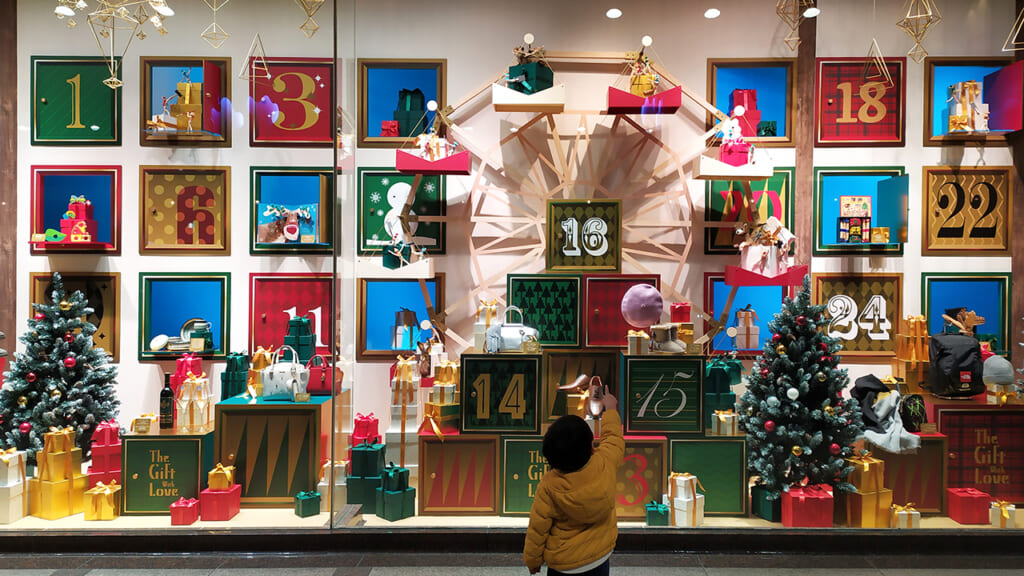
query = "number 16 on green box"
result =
(624, 356, 704, 434)
(460, 355, 541, 434)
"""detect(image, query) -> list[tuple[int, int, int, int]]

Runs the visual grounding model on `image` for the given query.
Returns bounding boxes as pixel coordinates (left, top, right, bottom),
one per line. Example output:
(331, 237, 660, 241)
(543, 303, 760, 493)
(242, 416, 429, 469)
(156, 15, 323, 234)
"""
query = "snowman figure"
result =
(382, 181, 418, 245)
(722, 106, 746, 142)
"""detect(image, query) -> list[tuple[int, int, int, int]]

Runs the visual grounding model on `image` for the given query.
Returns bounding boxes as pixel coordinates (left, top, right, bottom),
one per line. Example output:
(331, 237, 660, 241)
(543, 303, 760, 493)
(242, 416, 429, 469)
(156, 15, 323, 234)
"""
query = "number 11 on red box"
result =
(249, 273, 332, 355)
(815, 57, 906, 147)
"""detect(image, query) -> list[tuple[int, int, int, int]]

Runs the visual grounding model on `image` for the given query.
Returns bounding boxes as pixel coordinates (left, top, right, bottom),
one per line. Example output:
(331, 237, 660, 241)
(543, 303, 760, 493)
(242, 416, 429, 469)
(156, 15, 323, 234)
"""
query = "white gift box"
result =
(474, 324, 487, 353)
(891, 508, 921, 528)
(990, 502, 1017, 529)
(0, 451, 26, 487)
(669, 473, 701, 502)
(431, 384, 456, 405)
(321, 461, 347, 485)
(318, 480, 348, 513)
(0, 483, 26, 524)
(627, 333, 650, 355)
(739, 244, 788, 277)
(710, 412, 739, 436)
(429, 351, 449, 373)
(671, 493, 705, 527)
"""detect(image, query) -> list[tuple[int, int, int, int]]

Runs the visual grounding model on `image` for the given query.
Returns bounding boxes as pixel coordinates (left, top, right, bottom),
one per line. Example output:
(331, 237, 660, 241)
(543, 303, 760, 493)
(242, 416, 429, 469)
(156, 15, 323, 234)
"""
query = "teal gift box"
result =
(704, 392, 737, 428)
(508, 62, 554, 95)
(757, 120, 777, 137)
(393, 110, 426, 138)
(351, 442, 386, 477)
(645, 500, 670, 526)
(220, 372, 247, 399)
(383, 462, 410, 492)
(375, 486, 416, 522)
(383, 243, 413, 270)
(347, 475, 382, 513)
(705, 357, 743, 394)
(225, 351, 249, 374)
(294, 490, 321, 518)
(751, 484, 781, 522)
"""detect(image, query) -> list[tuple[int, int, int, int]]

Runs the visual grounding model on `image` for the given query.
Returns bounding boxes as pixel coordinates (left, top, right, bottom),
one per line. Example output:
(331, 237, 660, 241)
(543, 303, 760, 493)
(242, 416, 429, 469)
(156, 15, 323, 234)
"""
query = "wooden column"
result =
(794, 9, 817, 269)
(1012, 0, 1024, 361)
(0, 1, 16, 347)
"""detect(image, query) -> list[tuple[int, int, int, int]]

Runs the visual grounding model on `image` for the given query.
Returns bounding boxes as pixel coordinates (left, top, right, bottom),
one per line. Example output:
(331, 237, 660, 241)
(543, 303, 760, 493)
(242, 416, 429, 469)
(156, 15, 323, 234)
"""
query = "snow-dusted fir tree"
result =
(737, 276, 863, 499)
(0, 273, 118, 462)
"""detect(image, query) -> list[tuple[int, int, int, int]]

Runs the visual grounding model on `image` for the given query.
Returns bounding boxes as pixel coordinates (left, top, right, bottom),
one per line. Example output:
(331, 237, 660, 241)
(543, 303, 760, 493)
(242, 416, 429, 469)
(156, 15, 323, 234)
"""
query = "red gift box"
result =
(781, 484, 833, 527)
(200, 484, 241, 521)
(354, 412, 380, 439)
(380, 121, 400, 137)
(719, 140, 751, 167)
(170, 497, 200, 526)
(92, 419, 120, 445)
(670, 302, 691, 323)
(170, 354, 203, 396)
(947, 487, 990, 524)
(87, 468, 122, 489)
(732, 88, 758, 112)
(90, 442, 122, 473)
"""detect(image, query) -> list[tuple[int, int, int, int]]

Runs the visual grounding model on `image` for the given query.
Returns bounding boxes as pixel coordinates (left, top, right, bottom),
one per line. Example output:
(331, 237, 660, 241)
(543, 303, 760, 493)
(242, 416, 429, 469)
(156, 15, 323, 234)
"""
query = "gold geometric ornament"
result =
(862, 38, 894, 89)
(896, 0, 941, 63)
(776, 0, 816, 51)
(85, 1, 176, 89)
(202, 0, 229, 49)
(1003, 6, 1024, 52)
(239, 33, 271, 81)
(295, 0, 325, 38)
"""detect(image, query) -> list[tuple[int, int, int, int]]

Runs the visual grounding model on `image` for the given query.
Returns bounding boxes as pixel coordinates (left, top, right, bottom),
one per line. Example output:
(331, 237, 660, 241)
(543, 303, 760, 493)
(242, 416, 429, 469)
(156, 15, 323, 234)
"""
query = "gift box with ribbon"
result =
(249, 346, 274, 397)
(421, 401, 460, 440)
(430, 383, 456, 405)
(986, 383, 1016, 406)
(90, 442, 121, 474)
(835, 488, 892, 528)
(990, 500, 1016, 529)
(704, 392, 737, 429)
(710, 409, 739, 436)
(383, 462, 411, 492)
(0, 448, 26, 487)
(627, 330, 650, 355)
(719, 138, 751, 167)
(176, 371, 213, 432)
(92, 419, 120, 446)
(170, 497, 199, 526)
(318, 478, 347, 513)
(670, 302, 691, 323)
(294, 490, 321, 518)
(507, 61, 554, 95)
(130, 413, 158, 434)
(347, 475, 382, 514)
(351, 440, 386, 478)
(87, 469, 122, 489)
(948, 80, 989, 133)
(207, 463, 235, 491)
(319, 459, 347, 486)
(845, 453, 885, 493)
(380, 120, 400, 137)
(170, 353, 203, 397)
(375, 486, 416, 522)
(284, 316, 316, 363)
(221, 351, 250, 399)
(84, 480, 121, 521)
(781, 484, 833, 528)
(475, 298, 500, 342)
(40, 428, 82, 483)
(890, 503, 920, 528)
(738, 217, 795, 278)
(199, 484, 240, 521)
(645, 500, 670, 526)
(0, 449, 27, 524)
(751, 484, 781, 522)
(667, 472, 705, 527)
(354, 412, 381, 442)
(947, 487, 990, 524)
(734, 327, 760, 350)
(28, 474, 86, 520)
(705, 356, 742, 394)
(895, 315, 929, 364)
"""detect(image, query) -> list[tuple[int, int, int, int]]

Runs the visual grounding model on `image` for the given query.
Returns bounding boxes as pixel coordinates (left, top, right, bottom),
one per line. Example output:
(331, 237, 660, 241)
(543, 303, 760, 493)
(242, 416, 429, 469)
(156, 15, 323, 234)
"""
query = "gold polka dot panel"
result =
(141, 166, 230, 254)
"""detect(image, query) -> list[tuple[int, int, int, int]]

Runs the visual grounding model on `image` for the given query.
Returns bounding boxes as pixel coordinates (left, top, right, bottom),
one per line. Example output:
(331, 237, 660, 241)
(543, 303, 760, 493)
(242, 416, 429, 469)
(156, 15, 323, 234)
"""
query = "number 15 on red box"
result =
(815, 57, 906, 147)
(249, 273, 332, 355)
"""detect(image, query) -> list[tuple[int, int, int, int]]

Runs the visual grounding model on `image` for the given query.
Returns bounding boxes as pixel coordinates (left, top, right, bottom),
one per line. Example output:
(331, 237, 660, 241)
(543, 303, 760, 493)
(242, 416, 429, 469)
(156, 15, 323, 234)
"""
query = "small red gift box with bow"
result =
(170, 497, 200, 526)
(947, 487, 990, 525)
(781, 484, 833, 528)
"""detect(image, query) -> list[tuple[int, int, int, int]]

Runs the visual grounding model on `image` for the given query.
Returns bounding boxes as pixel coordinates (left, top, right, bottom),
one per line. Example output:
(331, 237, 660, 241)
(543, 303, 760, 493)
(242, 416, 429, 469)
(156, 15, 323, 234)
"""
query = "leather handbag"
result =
(485, 306, 540, 354)
(261, 345, 310, 401)
(305, 354, 338, 395)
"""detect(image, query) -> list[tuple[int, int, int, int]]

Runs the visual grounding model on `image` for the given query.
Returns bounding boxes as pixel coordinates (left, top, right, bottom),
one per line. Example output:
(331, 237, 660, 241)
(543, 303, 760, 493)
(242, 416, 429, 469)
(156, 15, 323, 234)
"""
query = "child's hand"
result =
(603, 391, 618, 412)
(529, 567, 541, 574)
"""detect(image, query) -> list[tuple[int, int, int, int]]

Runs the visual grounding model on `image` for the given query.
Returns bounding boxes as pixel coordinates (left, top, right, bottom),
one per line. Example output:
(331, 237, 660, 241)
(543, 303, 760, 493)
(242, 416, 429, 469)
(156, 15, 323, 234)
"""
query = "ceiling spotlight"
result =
(606, 8, 622, 19)
(149, 0, 175, 16)
(704, 8, 721, 19)
(803, 6, 820, 18)
(55, 5, 75, 16)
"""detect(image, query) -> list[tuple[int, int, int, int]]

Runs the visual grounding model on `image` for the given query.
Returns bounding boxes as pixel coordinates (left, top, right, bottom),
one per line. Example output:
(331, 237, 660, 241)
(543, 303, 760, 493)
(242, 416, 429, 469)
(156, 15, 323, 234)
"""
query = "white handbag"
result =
(261, 345, 310, 401)
(485, 306, 541, 353)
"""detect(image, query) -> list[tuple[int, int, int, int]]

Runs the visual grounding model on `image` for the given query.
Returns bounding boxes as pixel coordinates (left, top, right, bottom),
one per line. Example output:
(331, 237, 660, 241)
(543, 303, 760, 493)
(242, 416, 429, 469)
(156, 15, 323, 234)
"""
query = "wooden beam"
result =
(793, 9, 816, 268)
(0, 1, 15, 349)
(1011, 0, 1024, 362)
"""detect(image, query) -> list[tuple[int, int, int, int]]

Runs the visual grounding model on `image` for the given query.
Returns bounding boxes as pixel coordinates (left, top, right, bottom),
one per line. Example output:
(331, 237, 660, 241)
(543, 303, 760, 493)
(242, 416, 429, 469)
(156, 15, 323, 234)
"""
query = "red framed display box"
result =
(29, 165, 121, 255)
(583, 274, 660, 347)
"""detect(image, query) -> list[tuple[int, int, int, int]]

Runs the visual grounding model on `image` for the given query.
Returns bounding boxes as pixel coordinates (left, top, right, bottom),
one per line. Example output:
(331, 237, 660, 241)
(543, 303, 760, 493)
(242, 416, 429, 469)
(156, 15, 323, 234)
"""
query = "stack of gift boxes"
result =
(387, 357, 420, 485)
(891, 315, 929, 393)
(835, 452, 892, 528)
(317, 458, 347, 513)
(0, 449, 27, 524)
(704, 357, 739, 432)
(733, 306, 759, 350)
(221, 351, 250, 399)
(29, 426, 86, 520)
(199, 463, 240, 521)
(837, 195, 874, 244)
(422, 360, 460, 438)
(87, 419, 121, 488)
(170, 353, 202, 397)
(666, 472, 704, 527)
(375, 462, 416, 522)
(170, 77, 203, 132)
(84, 480, 121, 521)
(61, 196, 98, 243)
(348, 439, 385, 514)
(731, 89, 762, 138)
(738, 217, 794, 278)
(948, 80, 989, 134)
(474, 298, 500, 352)
(284, 315, 316, 364)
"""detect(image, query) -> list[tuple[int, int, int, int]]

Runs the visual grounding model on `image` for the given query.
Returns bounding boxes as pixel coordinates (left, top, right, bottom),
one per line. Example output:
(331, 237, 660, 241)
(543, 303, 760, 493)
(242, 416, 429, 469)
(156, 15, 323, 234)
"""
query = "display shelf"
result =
(606, 86, 682, 115)
(395, 149, 471, 175)
(491, 83, 566, 113)
(692, 154, 773, 181)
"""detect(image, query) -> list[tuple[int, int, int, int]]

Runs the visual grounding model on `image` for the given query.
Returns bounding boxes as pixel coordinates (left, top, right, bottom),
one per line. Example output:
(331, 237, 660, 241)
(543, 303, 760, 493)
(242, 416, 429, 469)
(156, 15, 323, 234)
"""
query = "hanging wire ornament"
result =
(295, 0, 325, 38)
(896, 0, 941, 63)
(861, 38, 895, 89)
(202, 0, 229, 49)
(54, 0, 87, 28)
(238, 33, 271, 81)
(73, 1, 175, 89)
(1003, 5, 1024, 52)
(776, 0, 816, 51)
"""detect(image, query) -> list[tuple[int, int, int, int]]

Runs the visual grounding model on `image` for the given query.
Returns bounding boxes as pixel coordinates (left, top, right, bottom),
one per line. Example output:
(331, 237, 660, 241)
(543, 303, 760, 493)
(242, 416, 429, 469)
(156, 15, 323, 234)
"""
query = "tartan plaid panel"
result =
(817, 60, 903, 144)
(942, 411, 1024, 502)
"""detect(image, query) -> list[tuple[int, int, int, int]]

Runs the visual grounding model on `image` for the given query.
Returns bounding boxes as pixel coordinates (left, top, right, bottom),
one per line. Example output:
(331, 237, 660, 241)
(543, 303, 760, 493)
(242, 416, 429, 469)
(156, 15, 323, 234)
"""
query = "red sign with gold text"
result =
(815, 57, 906, 146)
(251, 58, 334, 146)
(939, 409, 1024, 503)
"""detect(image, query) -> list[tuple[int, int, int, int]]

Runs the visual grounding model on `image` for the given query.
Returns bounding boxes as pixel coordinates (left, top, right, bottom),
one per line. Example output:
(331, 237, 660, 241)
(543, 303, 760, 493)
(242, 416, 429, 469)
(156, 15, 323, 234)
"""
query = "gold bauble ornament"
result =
(824, 406, 835, 416)
(17, 396, 27, 407)
(50, 390, 61, 400)
(816, 371, 827, 382)
(792, 445, 803, 456)
(59, 300, 71, 311)
(776, 344, 787, 355)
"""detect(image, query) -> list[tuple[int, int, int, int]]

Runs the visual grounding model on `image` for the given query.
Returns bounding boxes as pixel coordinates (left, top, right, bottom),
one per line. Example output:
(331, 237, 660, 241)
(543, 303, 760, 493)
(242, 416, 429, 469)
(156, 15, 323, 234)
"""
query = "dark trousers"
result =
(547, 559, 610, 576)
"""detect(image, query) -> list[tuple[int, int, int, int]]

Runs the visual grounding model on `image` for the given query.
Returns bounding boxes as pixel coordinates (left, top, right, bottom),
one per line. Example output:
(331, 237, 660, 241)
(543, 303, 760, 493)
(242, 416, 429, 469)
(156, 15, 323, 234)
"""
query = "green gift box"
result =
(393, 110, 426, 138)
(225, 351, 249, 374)
(282, 334, 315, 364)
(375, 486, 416, 522)
(383, 462, 410, 492)
(352, 442, 385, 477)
(220, 372, 248, 399)
(757, 120, 777, 137)
(704, 392, 737, 428)
(396, 88, 425, 112)
(347, 475, 382, 513)
(507, 62, 554, 95)
(645, 500, 670, 526)
(294, 490, 321, 518)
(705, 358, 742, 394)
(751, 484, 782, 522)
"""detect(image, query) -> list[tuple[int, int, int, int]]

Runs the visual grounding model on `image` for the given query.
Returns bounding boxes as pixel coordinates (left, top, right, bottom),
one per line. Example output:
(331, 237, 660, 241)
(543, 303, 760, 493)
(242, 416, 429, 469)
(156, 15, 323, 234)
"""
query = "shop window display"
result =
(3, 0, 1023, 537)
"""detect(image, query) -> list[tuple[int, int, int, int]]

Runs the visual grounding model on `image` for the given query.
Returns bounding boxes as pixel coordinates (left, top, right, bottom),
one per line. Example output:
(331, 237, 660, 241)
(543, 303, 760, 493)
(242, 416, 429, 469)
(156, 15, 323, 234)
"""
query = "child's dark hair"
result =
(542, 415, 593, 473)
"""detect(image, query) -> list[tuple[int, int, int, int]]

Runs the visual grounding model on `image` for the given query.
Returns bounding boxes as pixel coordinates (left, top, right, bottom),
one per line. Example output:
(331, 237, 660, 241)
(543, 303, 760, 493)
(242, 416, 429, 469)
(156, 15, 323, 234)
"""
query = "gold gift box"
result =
(630, 73, 657, 97)
(836, 488, 893, 528)
(846, 454, 885, 493)
(176, 82, 203, 105)
(170, 103, 203, 131)
(871, 227, 890, 244)
(84, 482, 122, 521)
(29, 474, 86, 520)
(208, 463, 236, 491)
(424, 401, 459, 422)
(40, 447, 82, 482)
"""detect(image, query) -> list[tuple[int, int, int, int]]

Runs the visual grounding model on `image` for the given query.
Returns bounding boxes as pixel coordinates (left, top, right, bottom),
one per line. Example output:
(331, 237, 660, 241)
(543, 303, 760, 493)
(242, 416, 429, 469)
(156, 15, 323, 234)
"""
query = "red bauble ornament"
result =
(19, 422, 30, 434)
(830, 443, 841, 455)
(796, 315, 807, 326)
(63, 333, 74, 343)
(764, 420, 777, 432)
(822, 356, 833, 364)
(33, 313, 44, 321)
(26, 372, 36, 383)
(63, 356, 76, 369)
(772, 333, 782, 343)
(760, 368, 770, 378)
(819, 343, 829, 352)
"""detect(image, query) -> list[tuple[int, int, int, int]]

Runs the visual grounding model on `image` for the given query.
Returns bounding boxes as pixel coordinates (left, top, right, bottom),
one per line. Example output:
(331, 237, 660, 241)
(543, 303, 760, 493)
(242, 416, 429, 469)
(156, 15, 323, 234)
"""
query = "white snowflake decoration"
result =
(369, 191, 381, 204)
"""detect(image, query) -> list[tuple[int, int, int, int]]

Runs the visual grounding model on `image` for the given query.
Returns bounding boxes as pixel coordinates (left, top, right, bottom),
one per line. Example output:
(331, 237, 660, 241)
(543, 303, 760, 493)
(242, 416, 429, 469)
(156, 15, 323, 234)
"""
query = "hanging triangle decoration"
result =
(1002, 6, 1024, 52)
(239, 33, 271, 81)
(896, 0, 941, 63)
(862, 38, 895, 89)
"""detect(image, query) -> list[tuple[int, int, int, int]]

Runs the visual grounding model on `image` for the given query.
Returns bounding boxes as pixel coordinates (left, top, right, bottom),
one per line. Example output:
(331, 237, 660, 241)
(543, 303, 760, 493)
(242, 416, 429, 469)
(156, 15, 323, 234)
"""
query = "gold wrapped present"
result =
(627, 330, 650, 355)
(422, 401, 459, 441)
(890, 502, 920, 528)
(28, 475, 85, 520)
(836, 488, 893, 528)
(987, 383, 1016, 406)
(84, 481, 121, 521)
(630, 73, 658, 97)
(433, 360, 460, 386)
(176, 82, 202, 105)
(990, 500, 1016, 528)
(208, 463, 235, 491)
(131, 413, 158, 434)
(476, 298, 499, 330)
(41, 447, 82, 483)
(846, 453, 885, 493)
(42, 426, 75, 454)
(676, 323, 694, 346)
(249, 345, 274, 397)
(870, 227, 890, 244)
(177, 371, 213, 431)
(170, 103, 203, 131)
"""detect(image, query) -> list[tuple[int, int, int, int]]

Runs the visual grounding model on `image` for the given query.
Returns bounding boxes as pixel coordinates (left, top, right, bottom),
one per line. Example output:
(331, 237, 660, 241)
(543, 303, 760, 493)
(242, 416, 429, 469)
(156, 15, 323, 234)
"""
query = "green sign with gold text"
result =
(501, 437, 547, 516)
(122, 430, 214, 514)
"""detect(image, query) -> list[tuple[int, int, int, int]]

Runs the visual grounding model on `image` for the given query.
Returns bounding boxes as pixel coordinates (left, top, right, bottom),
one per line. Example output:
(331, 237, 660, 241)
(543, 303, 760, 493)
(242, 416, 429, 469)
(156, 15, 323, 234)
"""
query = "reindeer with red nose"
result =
(257, 204, 313, 243)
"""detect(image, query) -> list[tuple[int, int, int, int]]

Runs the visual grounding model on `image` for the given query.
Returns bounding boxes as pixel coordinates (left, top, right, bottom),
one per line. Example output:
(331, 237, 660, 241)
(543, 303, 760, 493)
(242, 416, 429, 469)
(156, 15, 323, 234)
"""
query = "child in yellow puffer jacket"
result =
(523, 385, 624, 575)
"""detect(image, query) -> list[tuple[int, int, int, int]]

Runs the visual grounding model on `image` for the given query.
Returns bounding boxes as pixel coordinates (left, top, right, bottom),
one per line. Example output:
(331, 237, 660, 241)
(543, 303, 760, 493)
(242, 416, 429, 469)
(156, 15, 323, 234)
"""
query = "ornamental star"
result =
(313, 106, 321, 115)
(423, 181, 436, 193)
(315, 75, 321, 82)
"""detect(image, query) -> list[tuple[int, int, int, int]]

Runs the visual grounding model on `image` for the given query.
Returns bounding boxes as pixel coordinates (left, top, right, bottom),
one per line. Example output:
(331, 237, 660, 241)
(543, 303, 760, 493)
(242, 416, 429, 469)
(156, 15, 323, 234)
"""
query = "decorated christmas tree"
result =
(737, 275, 863, 499)
(0, 273, 119, 462)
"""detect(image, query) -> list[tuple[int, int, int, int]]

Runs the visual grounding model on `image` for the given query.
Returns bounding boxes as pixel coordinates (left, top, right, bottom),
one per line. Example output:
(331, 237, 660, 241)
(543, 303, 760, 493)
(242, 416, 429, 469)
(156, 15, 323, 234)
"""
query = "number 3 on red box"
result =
(815, 57, 906, 147)
(250, 58, 334, 146)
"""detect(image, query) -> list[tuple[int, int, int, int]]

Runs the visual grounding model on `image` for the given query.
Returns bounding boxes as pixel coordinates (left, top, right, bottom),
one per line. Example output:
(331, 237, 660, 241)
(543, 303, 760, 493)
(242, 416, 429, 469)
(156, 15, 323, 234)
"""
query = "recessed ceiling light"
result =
(54, 5, 75, 16)
(606, 8, 623, 19)
(704, 8, 721, 19)
(803, 7, 820, 17)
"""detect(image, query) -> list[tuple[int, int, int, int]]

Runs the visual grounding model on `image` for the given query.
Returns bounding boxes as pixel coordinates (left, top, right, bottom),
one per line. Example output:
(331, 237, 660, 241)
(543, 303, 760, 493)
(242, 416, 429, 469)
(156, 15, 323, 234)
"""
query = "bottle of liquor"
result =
(159, 372, 175, 430)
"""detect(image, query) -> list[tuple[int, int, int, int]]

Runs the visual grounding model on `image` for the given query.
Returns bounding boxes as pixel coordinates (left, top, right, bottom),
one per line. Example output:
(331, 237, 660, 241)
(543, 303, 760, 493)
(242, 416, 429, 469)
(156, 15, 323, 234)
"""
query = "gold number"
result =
(472, 374, 490, 420)
(498, 374, 526, 420)
(272, 72, 319, 131)
(65, 74, 85, 129)
(836, 81, 887, 125)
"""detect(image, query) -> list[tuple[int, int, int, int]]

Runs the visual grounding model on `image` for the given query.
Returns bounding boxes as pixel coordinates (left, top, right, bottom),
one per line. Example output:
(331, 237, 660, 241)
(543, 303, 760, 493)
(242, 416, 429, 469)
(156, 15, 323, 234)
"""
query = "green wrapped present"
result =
(645, 500, 670, 526)
(757, 120, 777, 137)
(705, 357, 743, 394)
(396, 88, 425, 113)
(220, 372, 247, 399)
(507, 62, 554, 95)
(294, 490, 321, 518)
(351, 441, 385, 477)
(286, 315, 313, 337)
(282, 335, 315, 364)
(383, 462, 410, 492)
(375, 486, 416, 522)
(751, 484, 781, 522)
(704, 392, 737, 428)
(393, 110, 426, 138)
(347, 475, 382, 513)
(225, 351, 249, 374)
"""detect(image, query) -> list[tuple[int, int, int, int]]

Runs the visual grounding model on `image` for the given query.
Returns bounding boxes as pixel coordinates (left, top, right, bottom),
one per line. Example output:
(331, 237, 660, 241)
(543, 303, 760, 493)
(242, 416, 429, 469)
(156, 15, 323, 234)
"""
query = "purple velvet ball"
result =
(620, 284, 664, 327)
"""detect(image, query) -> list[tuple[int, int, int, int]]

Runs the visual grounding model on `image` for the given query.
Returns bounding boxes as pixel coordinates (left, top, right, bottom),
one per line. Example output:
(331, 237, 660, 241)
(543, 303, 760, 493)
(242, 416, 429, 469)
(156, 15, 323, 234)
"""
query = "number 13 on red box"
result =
(815, 57, 906, 147)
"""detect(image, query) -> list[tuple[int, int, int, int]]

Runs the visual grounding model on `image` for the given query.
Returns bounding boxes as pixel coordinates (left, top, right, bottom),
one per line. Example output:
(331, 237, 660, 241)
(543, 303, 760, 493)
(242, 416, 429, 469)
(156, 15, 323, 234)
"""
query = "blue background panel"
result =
(150, 65, 203, 118)
(41, 173, 113, 243)
(146, 278, 225, 350)
(820, 173, 901, 246)
(366, 67, 438, 137)
(931, 64, 1007, 137)
(363, 279, 438, 352)
(709, 278, 783, 353)
(925, 276, 1007, 353)
(715, 66, 789, 137)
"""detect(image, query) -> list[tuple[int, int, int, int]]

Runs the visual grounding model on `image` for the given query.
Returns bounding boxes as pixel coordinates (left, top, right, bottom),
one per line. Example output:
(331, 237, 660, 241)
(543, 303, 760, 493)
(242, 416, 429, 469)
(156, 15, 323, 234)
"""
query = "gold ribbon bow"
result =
(993, 500, 1013, 528)
(715, 409, 734, 422)
(319, 460, 336, 483)
(890, 502, 917, 527)
(209, 462, 235, 489)
(881, 376, 898, 385)
(627, 330, 649, 338)
(668, 472, 705, 526)
(477, 298, 498, 328)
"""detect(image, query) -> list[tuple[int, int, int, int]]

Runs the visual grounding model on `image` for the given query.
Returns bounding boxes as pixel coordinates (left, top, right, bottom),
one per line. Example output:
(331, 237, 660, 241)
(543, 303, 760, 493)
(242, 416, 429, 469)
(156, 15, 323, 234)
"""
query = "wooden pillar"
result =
(794, 8, 817, 269)
(0, 1, 16, 347)
(1011, 0, 1024, 362)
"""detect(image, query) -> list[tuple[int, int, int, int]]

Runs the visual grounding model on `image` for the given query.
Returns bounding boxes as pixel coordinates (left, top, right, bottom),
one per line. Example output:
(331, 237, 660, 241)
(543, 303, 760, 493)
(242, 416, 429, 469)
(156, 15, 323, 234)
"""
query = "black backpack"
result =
(927, 333, 984, 398)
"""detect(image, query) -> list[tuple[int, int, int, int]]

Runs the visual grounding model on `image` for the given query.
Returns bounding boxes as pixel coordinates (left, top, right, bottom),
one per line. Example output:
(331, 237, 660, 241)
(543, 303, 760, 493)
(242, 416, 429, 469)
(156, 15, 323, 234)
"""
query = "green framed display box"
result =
(507, 274, 582, 348)
(121, 427, 215, 515)
(622, 354, 704, 435)
(460, 354, 541, 435)
(500, 436, 546, 516)
(31, 56, 122, 146)
(670, 438, 747, 516)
